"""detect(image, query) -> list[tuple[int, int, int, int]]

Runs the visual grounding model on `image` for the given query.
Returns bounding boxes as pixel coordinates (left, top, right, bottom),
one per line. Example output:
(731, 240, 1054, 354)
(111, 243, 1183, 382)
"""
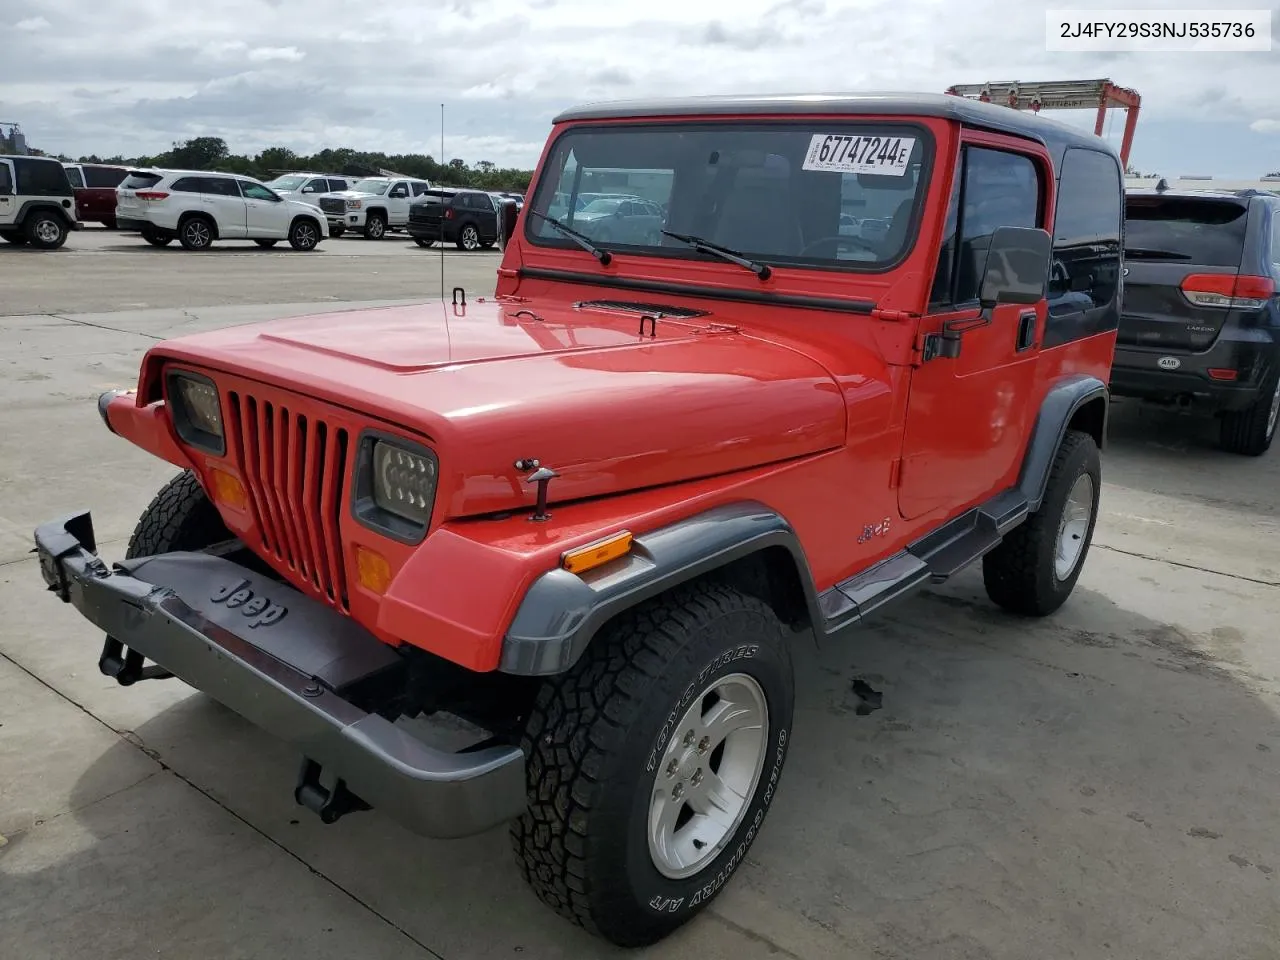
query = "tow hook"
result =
(294, 758, 371, 824)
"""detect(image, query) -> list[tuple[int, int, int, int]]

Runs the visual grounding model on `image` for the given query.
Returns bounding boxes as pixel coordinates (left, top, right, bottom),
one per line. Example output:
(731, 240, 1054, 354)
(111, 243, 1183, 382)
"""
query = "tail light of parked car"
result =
(444, 208, 455, 219)
(136, 191, 169, 202)
(1180, 274, 1276, 310)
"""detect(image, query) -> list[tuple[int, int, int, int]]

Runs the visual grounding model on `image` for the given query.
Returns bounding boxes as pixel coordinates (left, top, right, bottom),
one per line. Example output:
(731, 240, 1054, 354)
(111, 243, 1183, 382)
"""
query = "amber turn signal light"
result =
(355, 545, 393, 594)
(209, 468, 249, 511)
(562, 531, 633, 575)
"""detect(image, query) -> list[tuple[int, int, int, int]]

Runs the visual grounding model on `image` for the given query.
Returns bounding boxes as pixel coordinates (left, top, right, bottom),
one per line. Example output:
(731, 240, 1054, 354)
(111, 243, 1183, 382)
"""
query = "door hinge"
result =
(889, 457, 903, 489)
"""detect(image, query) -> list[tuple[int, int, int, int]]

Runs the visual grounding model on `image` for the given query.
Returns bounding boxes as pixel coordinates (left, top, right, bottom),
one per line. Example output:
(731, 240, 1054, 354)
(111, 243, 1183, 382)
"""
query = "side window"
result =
(0, 161, 12, 193)
(1047, 148, 1122, 314)
(388, 182, 409, 198)
(203, 177, 241, 197)
(952, 147, 1041, 305)
(1270, 206, 1280, 267)
(241, 182, 278, 201)
(301, 178, 324, 193)
(411, 182, 430, 196)
(170, 177, 202, 193)
(15, 159, 72, 196)
(64, 167, 85, 188)
(929, 161, 963, 305)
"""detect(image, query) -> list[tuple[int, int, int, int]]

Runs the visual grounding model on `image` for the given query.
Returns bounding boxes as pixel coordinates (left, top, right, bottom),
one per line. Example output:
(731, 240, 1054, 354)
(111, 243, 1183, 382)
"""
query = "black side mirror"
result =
(497, 199, 519, 250)
(979, 226, 1052, 307)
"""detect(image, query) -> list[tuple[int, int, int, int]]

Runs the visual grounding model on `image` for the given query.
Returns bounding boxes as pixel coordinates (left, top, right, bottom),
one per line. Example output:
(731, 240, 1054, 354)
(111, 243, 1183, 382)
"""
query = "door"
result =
(0, 160, 14, 227)
(387, 180, 411, 224)
(241, 180, 289, 238)
(201, 177, 248, 237)
(897, 139, 1049, 520)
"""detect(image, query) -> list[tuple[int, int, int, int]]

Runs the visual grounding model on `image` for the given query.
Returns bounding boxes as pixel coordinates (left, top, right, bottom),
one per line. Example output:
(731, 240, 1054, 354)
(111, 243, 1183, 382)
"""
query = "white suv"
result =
(115, 169, 329, 251)
(314, 176, 431, 239)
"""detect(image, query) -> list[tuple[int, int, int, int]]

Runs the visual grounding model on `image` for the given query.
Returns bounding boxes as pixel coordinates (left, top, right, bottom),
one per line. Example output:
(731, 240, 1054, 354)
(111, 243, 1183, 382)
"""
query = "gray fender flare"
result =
(1017, 374, 1109, 513)
(498, 501, 821, 676)
(17, 199, 75, 227)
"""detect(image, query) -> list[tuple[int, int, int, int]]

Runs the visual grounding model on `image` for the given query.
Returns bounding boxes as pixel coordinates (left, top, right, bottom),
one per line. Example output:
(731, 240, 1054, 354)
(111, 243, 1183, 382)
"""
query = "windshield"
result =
(527, 121, 930, 269)
(267, 175, 307, 190)
(1125, 197, 1248, 267)
(351, 179, 389, 195)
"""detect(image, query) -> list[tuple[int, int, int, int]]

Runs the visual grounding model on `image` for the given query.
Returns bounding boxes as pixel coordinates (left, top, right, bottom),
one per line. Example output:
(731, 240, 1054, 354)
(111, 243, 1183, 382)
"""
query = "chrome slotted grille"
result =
(226, 390, 350, 610)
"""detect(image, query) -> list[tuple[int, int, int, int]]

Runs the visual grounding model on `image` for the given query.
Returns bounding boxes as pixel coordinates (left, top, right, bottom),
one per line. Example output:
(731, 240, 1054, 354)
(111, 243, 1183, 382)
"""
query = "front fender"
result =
(99, 389, 192, 468)
(498, 501, 821, 676)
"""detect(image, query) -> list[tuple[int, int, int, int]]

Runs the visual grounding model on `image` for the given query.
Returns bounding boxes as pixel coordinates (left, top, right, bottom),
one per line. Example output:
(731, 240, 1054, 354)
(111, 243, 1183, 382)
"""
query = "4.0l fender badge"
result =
(211, 579, 288, 628)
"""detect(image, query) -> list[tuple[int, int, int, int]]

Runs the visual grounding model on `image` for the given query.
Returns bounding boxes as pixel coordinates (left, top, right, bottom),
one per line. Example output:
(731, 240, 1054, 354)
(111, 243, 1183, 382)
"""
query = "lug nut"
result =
(672, 783, 685, 800)
(666, 758, 679, 778)
(691, 769, 703, 786)
(697, 736, 711, 754)
(683, 730, 695, 747)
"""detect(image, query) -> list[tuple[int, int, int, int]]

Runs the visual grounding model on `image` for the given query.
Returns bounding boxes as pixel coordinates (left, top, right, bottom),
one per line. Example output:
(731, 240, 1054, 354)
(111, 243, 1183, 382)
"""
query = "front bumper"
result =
(34, 512, 526, 839)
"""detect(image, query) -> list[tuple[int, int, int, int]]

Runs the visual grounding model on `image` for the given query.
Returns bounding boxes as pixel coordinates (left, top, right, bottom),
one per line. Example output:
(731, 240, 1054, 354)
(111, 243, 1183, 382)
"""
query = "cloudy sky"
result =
(2, 0, 1278, 176)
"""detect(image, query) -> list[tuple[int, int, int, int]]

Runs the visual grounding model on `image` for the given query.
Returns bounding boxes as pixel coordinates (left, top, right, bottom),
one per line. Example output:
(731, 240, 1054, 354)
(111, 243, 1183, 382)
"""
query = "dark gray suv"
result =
(1112, 184, 1280, 455)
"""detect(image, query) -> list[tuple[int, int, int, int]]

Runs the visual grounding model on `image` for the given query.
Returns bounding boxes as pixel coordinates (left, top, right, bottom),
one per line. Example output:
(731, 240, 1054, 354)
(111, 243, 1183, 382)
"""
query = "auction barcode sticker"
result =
(1045, 9, 1271, 51)
(802, 134, 915, 176)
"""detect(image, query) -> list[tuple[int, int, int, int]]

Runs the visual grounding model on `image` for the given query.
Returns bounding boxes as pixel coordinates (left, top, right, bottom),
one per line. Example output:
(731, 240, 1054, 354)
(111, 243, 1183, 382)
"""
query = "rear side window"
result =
(411, 181, 431, 196)
(1048, 148, 1122, 310)
(15, 158, 72, 195)
(1269, 206, 1280, 267)
(121, 172, 163, 190)
(0, 162, 12, 193)
(329, 179, 349, 192)
(83, 166, 127, 188)
(202, 177, 242, 197)
(64, 167, 85, 188)
(170, 177, 203, 192)
(1125, 196, 1247, 266)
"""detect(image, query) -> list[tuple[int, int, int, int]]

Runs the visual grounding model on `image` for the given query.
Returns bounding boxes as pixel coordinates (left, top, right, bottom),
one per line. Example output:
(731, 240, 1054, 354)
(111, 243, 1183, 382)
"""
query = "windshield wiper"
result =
(660, 230, 772, 280)
(1124, 247, 1191, 260)
(526, 210, 612, 265)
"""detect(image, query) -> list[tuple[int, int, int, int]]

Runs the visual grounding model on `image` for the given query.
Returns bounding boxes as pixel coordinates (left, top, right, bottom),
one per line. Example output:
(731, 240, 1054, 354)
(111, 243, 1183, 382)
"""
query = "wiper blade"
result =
(660, 230, 772, 280)
(526, 210, 612, 265)
(1124, 247, 1191, 260)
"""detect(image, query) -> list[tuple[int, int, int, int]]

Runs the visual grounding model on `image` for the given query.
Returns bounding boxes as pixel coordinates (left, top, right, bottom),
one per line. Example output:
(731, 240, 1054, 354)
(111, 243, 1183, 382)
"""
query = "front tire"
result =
(288, 218, 321, 251)
(512, 581, 794, 947)
(25, 211, 68, 249)
(141, 227, 172, 247)
(456, 223, 480, 250)
(983, 429, 1101, 616)
(363, 213, 386, 240)
(1219, 372, 1280, 456)
(126, 471, 232, 559)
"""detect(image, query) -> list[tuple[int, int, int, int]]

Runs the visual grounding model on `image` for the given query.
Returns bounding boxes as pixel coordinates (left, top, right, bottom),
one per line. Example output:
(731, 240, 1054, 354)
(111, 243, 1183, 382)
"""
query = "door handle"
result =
(1016, 310, 1037, 352)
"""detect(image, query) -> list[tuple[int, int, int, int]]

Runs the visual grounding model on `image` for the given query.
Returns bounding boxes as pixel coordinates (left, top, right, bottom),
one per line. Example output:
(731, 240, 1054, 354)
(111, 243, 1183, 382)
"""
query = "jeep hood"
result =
(144, 300, 849, 518)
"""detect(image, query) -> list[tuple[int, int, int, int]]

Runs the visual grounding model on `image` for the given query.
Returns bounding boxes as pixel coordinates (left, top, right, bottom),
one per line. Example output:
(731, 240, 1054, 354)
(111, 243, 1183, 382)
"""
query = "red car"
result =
(35, 93, 1122, 946)
(62, 162, 128, 227)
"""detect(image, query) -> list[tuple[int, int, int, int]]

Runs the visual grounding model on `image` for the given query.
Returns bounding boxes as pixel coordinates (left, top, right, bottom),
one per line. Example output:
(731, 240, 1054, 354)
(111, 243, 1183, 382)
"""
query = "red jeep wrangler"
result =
(34, 94, 1122, 946)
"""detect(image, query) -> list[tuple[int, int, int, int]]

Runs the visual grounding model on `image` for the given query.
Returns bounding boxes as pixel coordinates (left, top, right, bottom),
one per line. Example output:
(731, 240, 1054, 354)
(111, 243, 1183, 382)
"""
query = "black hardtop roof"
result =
(1126, 187, 1273, 203)
(553, 92, 1120, 163)
(1, 154, 64, 164)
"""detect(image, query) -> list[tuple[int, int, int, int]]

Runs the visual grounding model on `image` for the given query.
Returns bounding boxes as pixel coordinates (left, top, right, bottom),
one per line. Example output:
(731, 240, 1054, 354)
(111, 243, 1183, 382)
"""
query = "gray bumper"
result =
(34, 512, 526, 839)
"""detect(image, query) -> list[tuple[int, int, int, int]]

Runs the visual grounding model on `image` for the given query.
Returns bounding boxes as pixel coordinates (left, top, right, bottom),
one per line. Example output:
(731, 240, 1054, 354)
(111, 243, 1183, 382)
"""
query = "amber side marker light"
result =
(355, 545, 393, 594)
(562, 531, 633, 575)
(209, 469, 249, 511)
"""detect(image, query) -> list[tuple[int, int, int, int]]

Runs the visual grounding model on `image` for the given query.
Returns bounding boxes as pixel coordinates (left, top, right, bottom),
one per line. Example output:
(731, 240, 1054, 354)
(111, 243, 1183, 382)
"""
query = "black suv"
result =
(1112, 185, 1280, 455)
(406, 188, 498, 251)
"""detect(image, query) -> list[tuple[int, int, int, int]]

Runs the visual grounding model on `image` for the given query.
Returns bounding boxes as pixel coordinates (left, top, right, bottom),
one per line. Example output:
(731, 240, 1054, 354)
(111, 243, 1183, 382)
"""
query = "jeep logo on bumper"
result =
(211, 579, 288, 628)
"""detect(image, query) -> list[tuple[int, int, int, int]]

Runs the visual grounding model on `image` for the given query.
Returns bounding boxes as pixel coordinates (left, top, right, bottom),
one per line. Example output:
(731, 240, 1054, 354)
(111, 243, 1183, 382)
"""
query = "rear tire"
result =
(511, 581, 794, 947)
(104, 217, 117, 230)
(25, 211, 69, 249)
(983, 429, 1101, 617)
(288, 218, 321, 251)
(330, 226, 345, 238)
(254, 239, 278, 248)
(178, 215, 214, 251)
(457, 223, 480, 250)
(1219, 372, 1280, 456)
(414, 238, 435, 248)
(363, 213, 386, 240)
(0, 229, 27, 245)
(126, 471, 232, 560)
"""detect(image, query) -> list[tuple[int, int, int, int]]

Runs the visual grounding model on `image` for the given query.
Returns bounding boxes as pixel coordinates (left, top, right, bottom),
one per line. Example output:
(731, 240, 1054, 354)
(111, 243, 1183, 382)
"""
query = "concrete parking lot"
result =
(2, 227, 1278, 960)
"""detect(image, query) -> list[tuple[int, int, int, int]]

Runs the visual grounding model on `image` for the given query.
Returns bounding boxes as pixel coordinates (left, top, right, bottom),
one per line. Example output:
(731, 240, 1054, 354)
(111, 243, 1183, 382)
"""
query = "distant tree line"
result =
(58, 136, 533, 191)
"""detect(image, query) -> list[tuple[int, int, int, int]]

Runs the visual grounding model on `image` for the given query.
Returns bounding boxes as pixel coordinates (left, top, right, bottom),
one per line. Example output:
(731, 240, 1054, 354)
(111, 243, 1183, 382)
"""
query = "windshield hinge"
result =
(870, 307, 918, 323)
